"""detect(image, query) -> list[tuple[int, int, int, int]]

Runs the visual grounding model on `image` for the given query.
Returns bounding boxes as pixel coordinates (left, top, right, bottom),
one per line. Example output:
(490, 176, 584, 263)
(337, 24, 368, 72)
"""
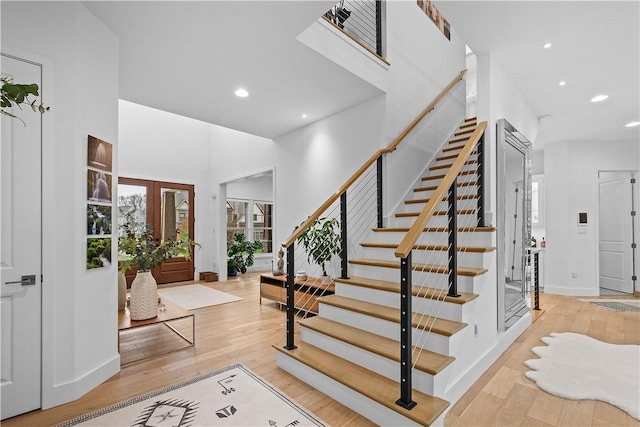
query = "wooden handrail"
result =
(282, 69, 468, 248)
(394, 121, 487, 259)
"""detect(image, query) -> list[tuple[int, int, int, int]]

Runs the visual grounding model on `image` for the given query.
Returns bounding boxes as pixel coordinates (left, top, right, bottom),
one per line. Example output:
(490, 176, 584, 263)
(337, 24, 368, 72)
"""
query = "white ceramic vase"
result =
(117, 270, 127, 311)
(129, 270, 158, 320)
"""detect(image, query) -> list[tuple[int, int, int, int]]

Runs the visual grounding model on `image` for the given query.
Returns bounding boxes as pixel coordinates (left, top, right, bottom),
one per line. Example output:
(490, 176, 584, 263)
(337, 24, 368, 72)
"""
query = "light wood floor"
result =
(3, 273, 639, 426)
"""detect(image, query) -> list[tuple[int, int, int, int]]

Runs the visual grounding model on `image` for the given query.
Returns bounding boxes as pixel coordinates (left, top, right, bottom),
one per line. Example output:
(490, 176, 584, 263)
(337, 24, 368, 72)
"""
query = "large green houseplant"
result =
(296, 217, 341, 276)
(227, 233, 262, 276)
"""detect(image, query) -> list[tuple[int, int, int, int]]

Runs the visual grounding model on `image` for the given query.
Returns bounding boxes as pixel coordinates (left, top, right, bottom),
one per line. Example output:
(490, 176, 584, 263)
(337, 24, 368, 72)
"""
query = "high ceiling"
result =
(82, 1, 383, 139)
(84, 1, 639, 148)
(436, 0, 640, 150)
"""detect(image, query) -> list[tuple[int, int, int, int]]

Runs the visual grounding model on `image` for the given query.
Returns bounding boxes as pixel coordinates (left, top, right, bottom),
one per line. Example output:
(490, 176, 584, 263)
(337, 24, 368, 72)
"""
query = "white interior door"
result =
(598, 172, 634, 294)
(1, 54, 42, 419)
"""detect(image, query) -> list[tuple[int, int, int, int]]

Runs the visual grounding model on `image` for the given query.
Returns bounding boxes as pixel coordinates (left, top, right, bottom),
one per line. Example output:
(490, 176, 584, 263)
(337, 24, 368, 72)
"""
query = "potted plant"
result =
(227, 233, 262, 276)
(119, 211, 196, 319)
(296, 217, 341, 277)
(1, 76, 49, 125)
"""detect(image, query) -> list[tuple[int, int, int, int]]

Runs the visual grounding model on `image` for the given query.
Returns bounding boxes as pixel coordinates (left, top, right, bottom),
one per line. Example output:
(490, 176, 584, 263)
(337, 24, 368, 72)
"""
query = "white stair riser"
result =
(275, 352, 424, 427)
(335, 282, 474, 323)
(301, 327, 446, 396)
(392, 214, 479, 229)
(359, 246, 489, 268)
(319, 303, 459, 356)
(348, 264, 478, 294)
(371, 230, 494, 247)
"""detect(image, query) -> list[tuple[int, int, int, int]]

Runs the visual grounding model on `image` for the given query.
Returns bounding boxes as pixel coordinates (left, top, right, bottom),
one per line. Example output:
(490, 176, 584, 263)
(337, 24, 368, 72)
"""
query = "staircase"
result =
(274, 117, 496, 426)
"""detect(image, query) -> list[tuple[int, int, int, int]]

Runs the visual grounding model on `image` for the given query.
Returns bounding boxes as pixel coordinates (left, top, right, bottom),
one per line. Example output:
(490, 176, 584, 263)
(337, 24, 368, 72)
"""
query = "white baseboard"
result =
(42, 354, 120, 409)
(544, 284, 598, 296)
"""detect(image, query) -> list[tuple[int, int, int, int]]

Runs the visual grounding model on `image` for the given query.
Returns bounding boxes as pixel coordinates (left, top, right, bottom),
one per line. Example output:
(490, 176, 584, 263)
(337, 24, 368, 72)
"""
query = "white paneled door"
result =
(598, 172, 636, 294)
(1, 54, 42, 419)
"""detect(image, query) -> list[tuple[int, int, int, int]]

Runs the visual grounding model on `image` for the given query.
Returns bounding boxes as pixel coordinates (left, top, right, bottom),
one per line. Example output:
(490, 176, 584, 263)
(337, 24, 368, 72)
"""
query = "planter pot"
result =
(129, 270, 158, 320)
(118, 270, 127, 311)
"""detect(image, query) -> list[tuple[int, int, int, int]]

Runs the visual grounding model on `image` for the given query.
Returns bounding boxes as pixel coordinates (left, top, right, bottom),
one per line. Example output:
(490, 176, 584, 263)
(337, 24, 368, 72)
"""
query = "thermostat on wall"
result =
(578, 212, 588, 225)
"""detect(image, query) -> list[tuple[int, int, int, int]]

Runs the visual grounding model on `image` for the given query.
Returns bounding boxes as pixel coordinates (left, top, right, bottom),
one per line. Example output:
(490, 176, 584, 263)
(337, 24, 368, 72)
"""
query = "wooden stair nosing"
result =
(442, 143, 467, 153)
(454, 128, 475, 137)
(334, 276, 479, 305)
(273, 343, 450, 426)
(319, 294, 468, 336)
(372, 226, 497, 233)
(360, 241, 495, 254)
(465, 116, 477, 123)
(395, 209, 476, 218)
(429, 159, 477, 171)
(436, 150, 477, 162)
(414, 181, 477, 192)
(422, 169, 476, 181)
(459, 121, 476, 129)
(349, 258, 488, 277)
(405, 194, 478, 204)
(299, 316, 455, 375)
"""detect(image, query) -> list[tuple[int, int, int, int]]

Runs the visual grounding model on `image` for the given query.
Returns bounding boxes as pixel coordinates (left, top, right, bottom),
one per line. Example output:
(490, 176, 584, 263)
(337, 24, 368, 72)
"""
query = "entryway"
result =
(117, 177, 195, 284)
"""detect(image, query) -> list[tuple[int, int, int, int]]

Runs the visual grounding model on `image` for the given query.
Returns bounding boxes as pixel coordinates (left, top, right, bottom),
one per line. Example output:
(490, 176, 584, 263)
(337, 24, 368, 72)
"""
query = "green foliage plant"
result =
(295, 217, 341, 276)
(1, 76, 49, 125)
(227, 233, 262, 275)
(118, 210, 195, 272)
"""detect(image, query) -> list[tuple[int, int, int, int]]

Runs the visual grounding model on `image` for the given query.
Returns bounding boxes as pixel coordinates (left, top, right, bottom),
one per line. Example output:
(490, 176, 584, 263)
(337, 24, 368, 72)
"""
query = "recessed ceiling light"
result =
(625, 121, 640, 127)
(590, 94, 608, 103)
(302, 114, 307, 119)
(559, 81, 566, 86)
(543, 42, 552, 49)
(234, 88, 249, 98)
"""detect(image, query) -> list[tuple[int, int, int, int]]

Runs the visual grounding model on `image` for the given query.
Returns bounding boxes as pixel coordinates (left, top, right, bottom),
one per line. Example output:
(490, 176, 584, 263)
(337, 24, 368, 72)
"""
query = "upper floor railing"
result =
(323, 0, 384, 58)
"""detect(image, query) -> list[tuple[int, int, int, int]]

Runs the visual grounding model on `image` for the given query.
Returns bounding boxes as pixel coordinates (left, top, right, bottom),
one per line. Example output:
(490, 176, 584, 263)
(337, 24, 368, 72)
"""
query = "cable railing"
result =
(323, 0, 384, 58)
(394, 121, 487, 408)
(279, 69, 471, 406)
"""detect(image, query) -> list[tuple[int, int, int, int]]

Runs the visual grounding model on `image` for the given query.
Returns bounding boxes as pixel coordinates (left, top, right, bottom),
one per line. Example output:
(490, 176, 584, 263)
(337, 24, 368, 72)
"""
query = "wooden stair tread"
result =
(273, 343, 450, 426)
(319, 295, 467, 336)
(436, 150, 477, 162)
(395, 209, 476, 217)
(360, 242, 495, 253)
(349, 258, 488, 277)
(373, 226, 497, 233)
(334, 276, 479, 304)
(406, 194, 478, 204)
(299, 316, 455, 375)
(465, 116, 477, 122)
(414, 181, 477, 192)
(442, 143, 467, 152)
(430, 159, 477, 171)
(422, 169, 476, 181)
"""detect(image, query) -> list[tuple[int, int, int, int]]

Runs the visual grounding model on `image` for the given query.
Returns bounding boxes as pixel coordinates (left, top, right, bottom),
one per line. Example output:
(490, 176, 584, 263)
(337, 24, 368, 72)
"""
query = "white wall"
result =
(544, 140, 640, 295)
(227, 175, 273, 201)
(118, 100, 213, 276)
(2, 1, 120, 408)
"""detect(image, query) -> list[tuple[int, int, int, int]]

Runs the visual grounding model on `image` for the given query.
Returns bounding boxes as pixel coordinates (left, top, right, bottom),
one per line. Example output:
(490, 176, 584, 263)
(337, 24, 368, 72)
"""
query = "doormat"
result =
(525, 332, 640, 420)
(56, 363, 326, 426)
(159, 284, 242, 310)
(578, 298, 640, 312)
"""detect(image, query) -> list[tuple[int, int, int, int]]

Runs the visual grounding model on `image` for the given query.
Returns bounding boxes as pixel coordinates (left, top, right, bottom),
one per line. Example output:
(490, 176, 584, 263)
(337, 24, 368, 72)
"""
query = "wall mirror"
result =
(497, 119, 532, 331)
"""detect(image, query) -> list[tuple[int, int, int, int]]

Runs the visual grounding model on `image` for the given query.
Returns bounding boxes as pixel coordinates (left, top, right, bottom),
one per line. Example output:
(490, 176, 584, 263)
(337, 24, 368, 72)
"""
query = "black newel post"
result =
(284, 245, 296, 350)
(396, 253, 416, 410)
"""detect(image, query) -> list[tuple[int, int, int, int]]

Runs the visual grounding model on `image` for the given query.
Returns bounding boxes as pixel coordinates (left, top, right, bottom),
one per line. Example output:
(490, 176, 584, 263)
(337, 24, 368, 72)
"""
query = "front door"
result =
(1, 54, 42, 419)
(598, 171, 636, 294)
(118, 178, 195, 284)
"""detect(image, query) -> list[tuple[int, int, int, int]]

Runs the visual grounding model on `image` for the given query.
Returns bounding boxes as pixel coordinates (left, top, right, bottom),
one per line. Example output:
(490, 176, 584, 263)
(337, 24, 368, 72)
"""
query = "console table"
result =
(118, 299, 195, 366)
(259, 274, 335, 314)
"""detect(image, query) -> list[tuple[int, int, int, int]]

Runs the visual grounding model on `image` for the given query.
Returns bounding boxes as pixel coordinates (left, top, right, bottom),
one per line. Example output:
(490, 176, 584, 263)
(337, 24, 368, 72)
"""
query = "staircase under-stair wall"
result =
(275, 87, 532, 425)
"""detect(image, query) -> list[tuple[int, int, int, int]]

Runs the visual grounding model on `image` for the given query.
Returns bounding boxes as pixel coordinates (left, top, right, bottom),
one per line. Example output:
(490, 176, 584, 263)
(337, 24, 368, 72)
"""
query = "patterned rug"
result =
(578, 298, 640, 312)
(56, 364, 326, 426)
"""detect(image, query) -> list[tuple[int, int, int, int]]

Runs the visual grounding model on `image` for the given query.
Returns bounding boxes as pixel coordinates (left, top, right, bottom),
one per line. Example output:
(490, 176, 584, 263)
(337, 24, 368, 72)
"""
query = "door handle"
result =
(4, 275, 36, 286)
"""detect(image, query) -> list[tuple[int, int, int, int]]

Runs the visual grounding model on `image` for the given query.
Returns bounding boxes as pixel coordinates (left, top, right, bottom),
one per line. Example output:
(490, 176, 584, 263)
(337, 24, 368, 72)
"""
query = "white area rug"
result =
(159, 284, 242, 310)
(56, 363, 326, 426)
(525, 332, 640, 420)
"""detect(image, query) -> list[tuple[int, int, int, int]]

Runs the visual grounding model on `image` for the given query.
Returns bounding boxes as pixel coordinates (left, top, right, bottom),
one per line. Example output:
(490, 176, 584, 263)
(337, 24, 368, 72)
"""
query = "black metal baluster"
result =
(533, 252, 540, 310)
(377, 156, 384, 228)
(448, 178, 460, 297)
(340, 191, 349, 279)
(476, 133, 485, 227)
(376, 0, 383, 57)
